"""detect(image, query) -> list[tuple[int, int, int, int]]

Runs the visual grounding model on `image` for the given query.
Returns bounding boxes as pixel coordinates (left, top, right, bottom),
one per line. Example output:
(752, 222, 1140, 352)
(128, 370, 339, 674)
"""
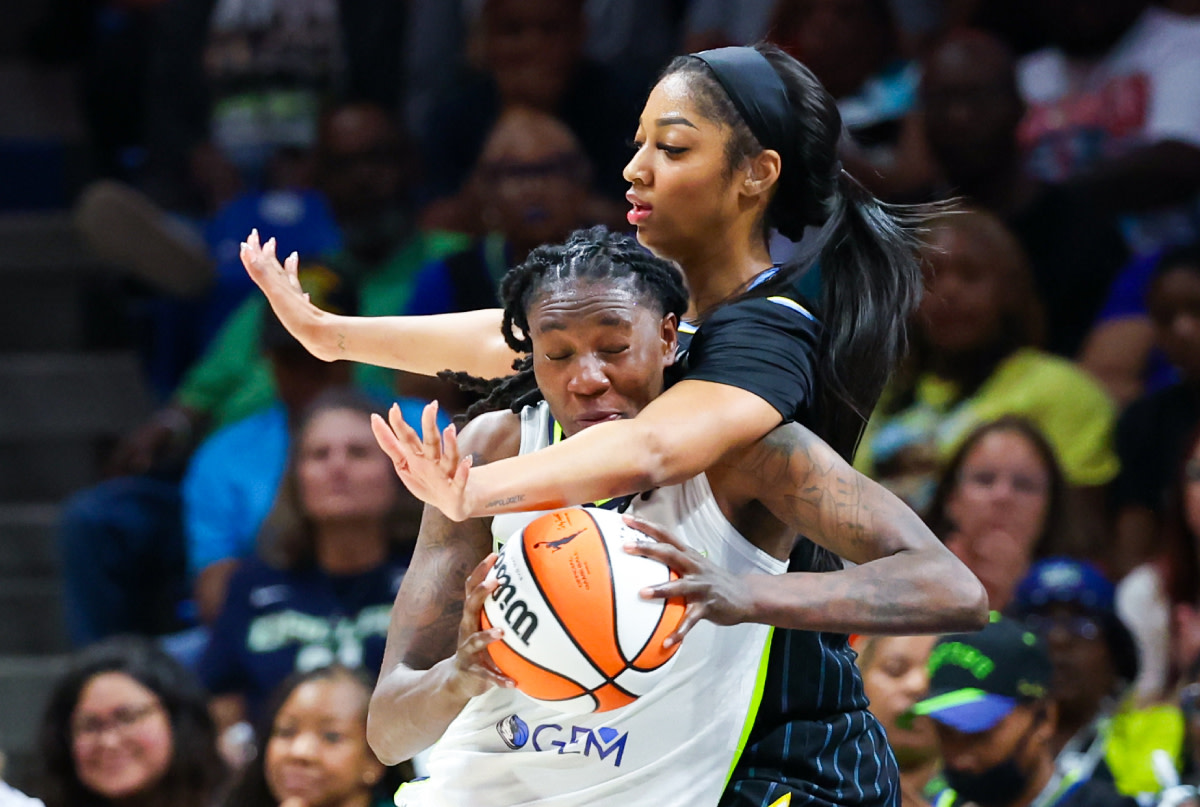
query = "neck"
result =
(899, 754, 940, 794)
(677, 229, 774, 319)
(315, 519, 389, 574)
(952, 155, 1037, 218)
(1049, 699, 1103, 756)
(930, 341, 1017, 388)
(1010, 754, 1055, 807)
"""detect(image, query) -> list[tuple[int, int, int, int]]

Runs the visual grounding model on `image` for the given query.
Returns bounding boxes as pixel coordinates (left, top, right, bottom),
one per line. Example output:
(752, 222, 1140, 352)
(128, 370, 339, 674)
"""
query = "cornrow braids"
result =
(443, 226, 688, 425)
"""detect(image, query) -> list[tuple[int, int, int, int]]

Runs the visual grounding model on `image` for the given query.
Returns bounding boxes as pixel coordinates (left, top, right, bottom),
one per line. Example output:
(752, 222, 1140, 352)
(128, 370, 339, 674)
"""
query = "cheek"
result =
(79, 727, 174, 797)
(1185, 484, 1200, 533)
(1012, 495, 1050, 540)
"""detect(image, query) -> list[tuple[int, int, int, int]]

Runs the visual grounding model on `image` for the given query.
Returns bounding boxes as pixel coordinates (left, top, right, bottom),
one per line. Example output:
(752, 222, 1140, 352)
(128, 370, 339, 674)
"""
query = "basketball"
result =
(480, 507, 686, 713)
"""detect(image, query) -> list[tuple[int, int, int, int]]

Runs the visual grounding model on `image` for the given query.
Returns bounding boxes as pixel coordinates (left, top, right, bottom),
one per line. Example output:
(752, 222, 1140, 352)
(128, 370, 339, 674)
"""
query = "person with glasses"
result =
(1012, 557, 1184, 801)
(924, 417, 1073, 612)
(32, 636, 227, 807)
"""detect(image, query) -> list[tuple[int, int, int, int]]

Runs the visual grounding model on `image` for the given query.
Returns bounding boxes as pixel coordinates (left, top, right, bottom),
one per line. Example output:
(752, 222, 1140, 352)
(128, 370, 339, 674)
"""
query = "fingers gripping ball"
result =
(481, 508, 686, 713)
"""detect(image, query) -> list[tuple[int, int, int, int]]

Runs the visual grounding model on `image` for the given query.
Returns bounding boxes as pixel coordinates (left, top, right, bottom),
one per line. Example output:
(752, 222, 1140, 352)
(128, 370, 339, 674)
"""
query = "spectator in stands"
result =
(1107, 246, 1200, 574)
(1119, 426, 1200, 703)
(768, 0, 922, 180)
(1181, 670, 1200, 788)
(198, 388, 417, 725)
(106, 102, 463, 480)
(856, 634, 941, 807)
(1017, 0, 1200, 255)
(223, 665, 409, 807)
(33, 636, 226, 807)
(414, 107, 618, 314)
(420, 0, 641, 203)
(855, 209, 1118, 519)
(919, 30, 1129, 358)
(906, 617, 1137, 807)
(142, 0, 404, 217)
(681, 0, 777, 52)
(408, 107, 618, 411)
(1011, 557, 1183, 799)
(922, 417, 1069, 611)
(1079, 249, 1183, 408)
(58, 265, 362, 646)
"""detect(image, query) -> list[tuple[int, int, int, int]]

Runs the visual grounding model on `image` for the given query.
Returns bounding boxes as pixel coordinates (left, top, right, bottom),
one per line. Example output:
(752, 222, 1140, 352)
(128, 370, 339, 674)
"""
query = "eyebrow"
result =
(654, 116, 698, 129)
(536, 315, 633, 333)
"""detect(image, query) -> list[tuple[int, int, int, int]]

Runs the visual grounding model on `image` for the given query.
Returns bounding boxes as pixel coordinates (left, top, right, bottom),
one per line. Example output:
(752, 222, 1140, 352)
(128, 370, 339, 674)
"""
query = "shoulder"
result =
(703, 292, 819, 329)
(690, 293, 822, 356)
(458, 410, 522, 465)
(224, 558, 283, 600)
(186, 406, 287, 474)
(204, 405, 287, 448)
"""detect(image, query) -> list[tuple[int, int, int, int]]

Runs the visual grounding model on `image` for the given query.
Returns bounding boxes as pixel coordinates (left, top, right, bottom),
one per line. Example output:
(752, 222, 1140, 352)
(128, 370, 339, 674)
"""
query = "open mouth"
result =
(625, 191, 652, 225)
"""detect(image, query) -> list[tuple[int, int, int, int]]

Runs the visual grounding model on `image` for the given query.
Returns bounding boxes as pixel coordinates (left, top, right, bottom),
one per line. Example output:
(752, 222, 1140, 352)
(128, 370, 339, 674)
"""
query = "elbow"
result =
(631, 424, 686, 490)
(948, 562, 990, 632)
(366, 693, 407, 766)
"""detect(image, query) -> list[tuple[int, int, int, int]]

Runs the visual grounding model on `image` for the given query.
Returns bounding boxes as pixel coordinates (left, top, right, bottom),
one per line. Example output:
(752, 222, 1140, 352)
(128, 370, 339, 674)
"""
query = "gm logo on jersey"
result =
(496, 714, 628, 767)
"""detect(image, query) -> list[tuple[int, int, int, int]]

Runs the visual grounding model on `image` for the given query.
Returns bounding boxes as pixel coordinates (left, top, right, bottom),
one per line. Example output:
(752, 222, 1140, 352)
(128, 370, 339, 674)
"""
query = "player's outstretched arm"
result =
(239, 230, 514, 377)
(382, 380, 784, 521)
(630, 421, 989, 639)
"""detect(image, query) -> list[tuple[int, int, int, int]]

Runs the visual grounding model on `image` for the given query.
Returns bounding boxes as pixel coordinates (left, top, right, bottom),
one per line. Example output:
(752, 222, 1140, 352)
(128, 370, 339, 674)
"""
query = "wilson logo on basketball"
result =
(489, 553, 539, 644)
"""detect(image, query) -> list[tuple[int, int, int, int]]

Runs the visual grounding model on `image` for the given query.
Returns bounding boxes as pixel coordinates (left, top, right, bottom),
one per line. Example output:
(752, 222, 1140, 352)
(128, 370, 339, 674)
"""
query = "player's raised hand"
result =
(622, 515, 756, 646)
(239, 229, 339, 361)
(370, 401, 474, 521)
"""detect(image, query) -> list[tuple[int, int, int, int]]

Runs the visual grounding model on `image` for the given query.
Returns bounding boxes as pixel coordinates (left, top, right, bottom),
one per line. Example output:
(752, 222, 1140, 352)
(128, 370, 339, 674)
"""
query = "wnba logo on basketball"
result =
(482, 508, 684, 714)
(489, 553, 539, 644)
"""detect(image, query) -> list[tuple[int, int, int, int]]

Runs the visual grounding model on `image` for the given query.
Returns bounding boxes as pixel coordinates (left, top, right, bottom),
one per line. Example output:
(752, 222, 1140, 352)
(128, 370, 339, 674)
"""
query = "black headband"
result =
(691, 47, 793, 155)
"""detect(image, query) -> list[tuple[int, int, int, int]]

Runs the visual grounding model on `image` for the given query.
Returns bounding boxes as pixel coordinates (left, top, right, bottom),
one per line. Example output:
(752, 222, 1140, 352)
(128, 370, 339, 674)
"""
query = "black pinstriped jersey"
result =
(679, 291, 900, 807)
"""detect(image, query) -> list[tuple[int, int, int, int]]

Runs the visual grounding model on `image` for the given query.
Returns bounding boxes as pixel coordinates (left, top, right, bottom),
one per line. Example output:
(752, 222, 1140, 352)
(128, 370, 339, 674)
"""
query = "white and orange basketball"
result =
(481, 507, 686, 713)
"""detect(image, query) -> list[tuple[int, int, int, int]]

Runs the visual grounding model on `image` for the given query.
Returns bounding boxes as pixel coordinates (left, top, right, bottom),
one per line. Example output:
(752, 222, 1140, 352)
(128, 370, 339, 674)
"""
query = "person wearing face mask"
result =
(1011, 558, 1183, 800)
(905, 616, 1137, 807)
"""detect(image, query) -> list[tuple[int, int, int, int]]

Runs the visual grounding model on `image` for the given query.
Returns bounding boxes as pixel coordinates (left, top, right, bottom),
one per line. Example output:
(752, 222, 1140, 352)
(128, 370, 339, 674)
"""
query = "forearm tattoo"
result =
(398, 512, 488, 670)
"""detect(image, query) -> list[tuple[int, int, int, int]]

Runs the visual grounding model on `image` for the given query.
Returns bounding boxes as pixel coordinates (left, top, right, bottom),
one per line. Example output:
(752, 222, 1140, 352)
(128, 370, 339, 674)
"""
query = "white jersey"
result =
(396, 401, 787, 807)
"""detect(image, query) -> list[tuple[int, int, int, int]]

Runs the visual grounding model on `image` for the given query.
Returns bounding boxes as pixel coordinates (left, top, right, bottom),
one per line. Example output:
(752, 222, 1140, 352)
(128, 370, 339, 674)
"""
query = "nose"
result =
(623, 143, 649, 186)
(566, 355, 610, 397)
(1172, 313, 1200, 341)
(901, 666, 930, 699)
(285, 730, 320, 760)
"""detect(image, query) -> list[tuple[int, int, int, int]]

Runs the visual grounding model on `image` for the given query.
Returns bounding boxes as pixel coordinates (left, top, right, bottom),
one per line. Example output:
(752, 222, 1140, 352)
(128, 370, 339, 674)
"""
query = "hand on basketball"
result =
(450, 553, 515, 697)
(370, 401, 474, 522)
(239, 229, 328, 357)
(622, 516, 755, 646)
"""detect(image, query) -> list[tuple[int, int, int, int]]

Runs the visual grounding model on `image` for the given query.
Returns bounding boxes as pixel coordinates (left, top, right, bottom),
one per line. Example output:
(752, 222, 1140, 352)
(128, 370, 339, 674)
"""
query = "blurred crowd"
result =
(5, 0, 1200, 805)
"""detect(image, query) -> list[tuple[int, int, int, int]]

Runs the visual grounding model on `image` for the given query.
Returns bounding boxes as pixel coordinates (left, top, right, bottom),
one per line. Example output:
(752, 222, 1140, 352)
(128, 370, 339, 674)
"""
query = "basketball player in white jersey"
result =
(365, 229, 986, 806)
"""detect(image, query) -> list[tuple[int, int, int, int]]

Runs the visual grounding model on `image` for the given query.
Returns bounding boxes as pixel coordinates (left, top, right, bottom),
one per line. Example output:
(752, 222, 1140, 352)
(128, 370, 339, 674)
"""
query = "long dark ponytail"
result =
(663, 44, 932, 457)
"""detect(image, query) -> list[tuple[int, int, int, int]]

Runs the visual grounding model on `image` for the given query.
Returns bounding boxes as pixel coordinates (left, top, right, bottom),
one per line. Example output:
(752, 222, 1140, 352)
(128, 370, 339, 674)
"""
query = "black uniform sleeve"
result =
(684, 294, 821, 422)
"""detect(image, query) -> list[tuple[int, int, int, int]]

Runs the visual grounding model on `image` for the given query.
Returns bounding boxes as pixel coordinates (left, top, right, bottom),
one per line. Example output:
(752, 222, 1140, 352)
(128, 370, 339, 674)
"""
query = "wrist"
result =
(437, 657, 480, 703)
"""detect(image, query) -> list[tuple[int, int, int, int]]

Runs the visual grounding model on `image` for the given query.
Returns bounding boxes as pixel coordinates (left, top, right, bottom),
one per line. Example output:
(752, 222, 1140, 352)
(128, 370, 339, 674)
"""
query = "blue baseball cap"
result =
(1010, 557, 1139, 683)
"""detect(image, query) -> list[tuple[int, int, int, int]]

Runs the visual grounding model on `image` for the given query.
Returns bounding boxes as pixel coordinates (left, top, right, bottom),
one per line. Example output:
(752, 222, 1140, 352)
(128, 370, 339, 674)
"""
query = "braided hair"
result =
(440, 226, 688, 423)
